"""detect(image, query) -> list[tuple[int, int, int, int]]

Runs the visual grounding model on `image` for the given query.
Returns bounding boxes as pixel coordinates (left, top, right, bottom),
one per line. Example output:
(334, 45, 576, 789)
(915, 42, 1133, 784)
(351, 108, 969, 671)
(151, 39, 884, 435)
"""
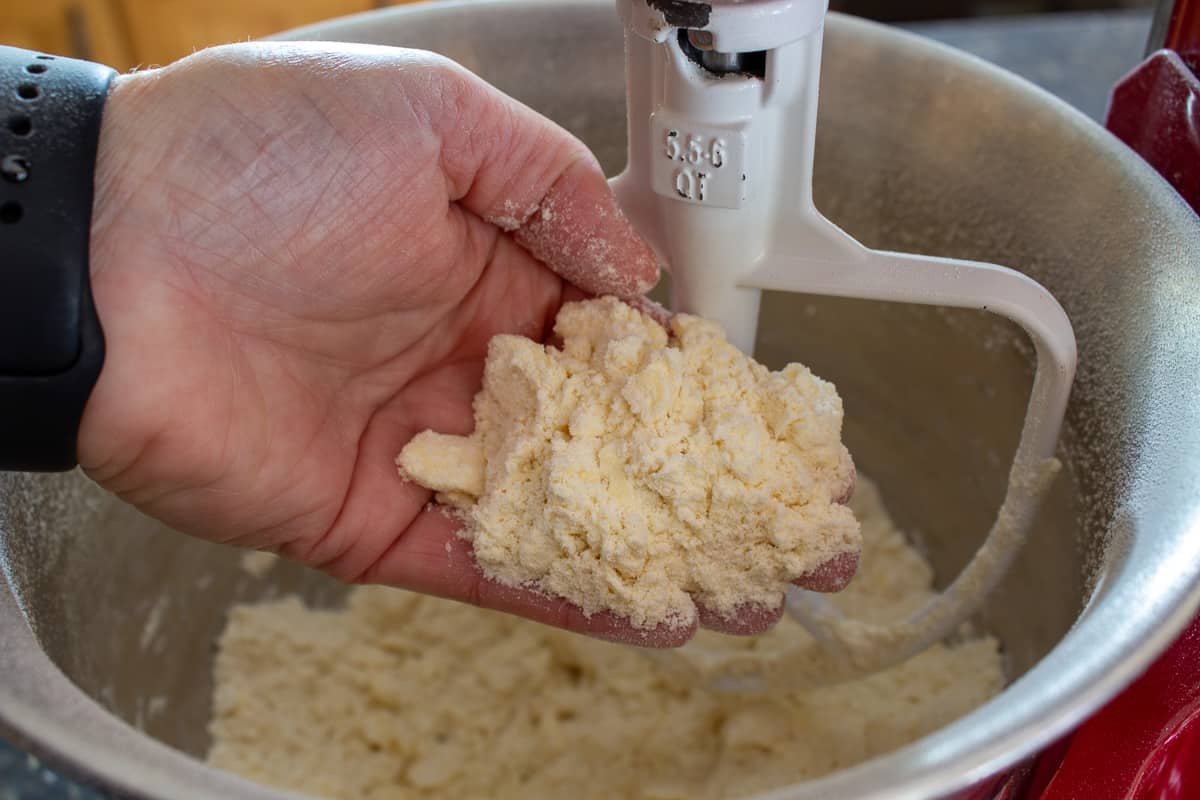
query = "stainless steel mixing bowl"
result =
(2, 2, 1199, 798)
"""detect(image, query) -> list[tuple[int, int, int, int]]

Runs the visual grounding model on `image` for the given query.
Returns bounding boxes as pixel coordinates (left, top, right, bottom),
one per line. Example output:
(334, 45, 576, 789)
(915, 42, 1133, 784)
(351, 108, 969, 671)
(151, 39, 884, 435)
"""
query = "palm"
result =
(84, 44, 575, 565)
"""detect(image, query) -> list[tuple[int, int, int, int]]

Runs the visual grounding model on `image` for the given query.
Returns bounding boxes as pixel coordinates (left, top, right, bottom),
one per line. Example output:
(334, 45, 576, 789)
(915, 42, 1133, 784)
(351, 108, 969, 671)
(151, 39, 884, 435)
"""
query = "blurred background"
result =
(831, 0, 1151, 21)
(0, 0, 1156, 72)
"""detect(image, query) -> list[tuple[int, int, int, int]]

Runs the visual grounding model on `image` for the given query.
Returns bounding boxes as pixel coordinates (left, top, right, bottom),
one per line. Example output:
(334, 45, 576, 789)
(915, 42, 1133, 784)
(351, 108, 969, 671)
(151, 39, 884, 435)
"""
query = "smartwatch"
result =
(0, 46, 116, 471)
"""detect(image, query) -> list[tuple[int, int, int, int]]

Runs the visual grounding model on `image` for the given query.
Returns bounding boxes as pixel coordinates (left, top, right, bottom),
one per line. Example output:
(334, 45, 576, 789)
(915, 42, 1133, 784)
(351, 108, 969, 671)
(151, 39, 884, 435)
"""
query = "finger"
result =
(837, 463, 857, 505)
(359, 509, 695, 648)
(696, 601, 785, 636)
(793, 551, 860, 593)
(425, 60, 659, 297)
(510, 159, 660, 298)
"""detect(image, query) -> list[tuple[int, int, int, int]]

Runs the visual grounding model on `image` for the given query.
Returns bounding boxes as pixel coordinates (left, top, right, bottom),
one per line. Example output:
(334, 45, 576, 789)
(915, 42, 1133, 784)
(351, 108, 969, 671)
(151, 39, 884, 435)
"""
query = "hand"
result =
(81, 42, 855, 647)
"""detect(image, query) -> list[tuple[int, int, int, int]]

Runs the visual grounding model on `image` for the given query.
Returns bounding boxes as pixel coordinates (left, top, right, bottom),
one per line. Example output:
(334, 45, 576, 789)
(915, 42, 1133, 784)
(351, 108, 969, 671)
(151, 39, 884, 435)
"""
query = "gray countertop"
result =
(0, 7, 1153, 798)
(898, 9, 1151, 122)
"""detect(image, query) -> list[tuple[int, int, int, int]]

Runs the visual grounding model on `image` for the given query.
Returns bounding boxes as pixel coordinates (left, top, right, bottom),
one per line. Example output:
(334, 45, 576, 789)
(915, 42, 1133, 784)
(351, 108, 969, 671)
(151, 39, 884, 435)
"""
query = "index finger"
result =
(421, 57, 660, 298)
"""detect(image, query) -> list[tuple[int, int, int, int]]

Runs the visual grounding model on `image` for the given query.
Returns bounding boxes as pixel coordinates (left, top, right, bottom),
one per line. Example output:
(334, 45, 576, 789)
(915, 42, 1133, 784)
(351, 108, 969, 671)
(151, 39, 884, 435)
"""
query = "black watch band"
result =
(0, 46, 116, 472)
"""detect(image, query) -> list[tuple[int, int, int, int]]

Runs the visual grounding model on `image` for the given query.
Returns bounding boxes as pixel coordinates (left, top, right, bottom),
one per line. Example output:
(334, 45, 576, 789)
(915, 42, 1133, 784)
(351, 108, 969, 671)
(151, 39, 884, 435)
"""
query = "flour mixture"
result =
(397, 297, 859, 629)
(208, 476, 1004, 800)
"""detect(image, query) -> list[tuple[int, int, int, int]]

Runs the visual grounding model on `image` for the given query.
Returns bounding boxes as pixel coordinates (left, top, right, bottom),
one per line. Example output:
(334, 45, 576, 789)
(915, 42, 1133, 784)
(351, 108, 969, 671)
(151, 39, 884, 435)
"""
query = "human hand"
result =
(81, 42, 855, 646)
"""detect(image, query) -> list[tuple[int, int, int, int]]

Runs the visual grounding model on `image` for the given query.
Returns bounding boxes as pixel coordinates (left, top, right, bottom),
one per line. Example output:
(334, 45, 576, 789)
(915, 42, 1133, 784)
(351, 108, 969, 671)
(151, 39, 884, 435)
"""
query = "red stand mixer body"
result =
(1107, 0, 1200, 214)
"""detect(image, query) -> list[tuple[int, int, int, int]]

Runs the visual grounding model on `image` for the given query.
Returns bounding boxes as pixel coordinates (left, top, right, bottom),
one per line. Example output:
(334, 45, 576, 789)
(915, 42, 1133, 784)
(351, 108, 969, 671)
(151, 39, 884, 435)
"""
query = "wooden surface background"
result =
(0, 0, 421, 71)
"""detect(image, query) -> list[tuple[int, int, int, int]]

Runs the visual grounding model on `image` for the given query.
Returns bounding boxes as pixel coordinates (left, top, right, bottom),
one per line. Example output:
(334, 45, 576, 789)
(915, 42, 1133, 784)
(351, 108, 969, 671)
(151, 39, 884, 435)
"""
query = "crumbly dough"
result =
(238, 550, 278, 578)
(397, 297, 860, 629)
(208, 477, 1004, 800)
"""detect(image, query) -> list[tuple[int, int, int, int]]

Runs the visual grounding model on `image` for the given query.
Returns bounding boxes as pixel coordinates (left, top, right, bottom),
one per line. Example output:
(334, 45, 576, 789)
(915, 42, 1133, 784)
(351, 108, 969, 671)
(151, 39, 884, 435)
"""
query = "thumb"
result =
(425, 59, 660, 298)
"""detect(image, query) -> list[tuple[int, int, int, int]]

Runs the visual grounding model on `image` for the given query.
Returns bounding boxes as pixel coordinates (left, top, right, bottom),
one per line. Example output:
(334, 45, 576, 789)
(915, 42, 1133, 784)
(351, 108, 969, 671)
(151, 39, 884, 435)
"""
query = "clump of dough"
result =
(397, 297, 860, 629)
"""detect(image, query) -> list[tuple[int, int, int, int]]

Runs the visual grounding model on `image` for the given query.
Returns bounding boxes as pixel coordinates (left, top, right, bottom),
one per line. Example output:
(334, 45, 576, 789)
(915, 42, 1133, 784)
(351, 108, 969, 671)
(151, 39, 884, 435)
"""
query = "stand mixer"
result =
(610, 0, 1078, 686)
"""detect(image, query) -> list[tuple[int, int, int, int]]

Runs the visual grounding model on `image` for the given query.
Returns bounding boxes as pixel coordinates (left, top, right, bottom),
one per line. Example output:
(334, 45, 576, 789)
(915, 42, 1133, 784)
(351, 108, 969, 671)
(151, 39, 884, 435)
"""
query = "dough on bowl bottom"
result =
(208, 475, 1003, 800)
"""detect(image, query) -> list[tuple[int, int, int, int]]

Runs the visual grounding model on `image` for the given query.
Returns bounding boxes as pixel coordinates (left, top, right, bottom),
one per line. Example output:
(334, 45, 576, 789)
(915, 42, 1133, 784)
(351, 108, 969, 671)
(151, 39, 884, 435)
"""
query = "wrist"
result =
(89, 74, 139, 286)
(78, 73, 154, 479)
